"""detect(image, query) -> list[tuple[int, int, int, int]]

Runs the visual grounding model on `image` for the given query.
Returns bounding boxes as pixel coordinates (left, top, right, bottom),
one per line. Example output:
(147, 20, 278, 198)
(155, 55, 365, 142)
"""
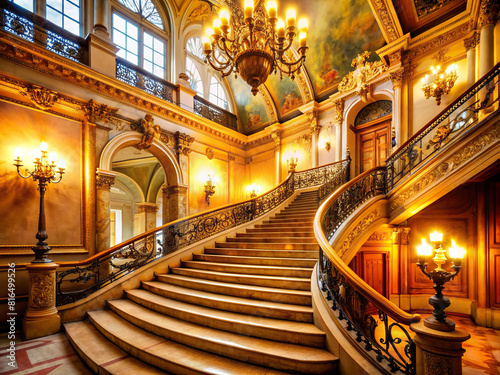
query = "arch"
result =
(99, 132, 184, 186)
(146, 167, 166, 202)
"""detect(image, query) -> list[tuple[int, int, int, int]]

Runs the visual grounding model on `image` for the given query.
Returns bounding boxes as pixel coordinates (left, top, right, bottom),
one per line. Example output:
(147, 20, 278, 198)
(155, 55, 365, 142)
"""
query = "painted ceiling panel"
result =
(264, 74, 304, 117)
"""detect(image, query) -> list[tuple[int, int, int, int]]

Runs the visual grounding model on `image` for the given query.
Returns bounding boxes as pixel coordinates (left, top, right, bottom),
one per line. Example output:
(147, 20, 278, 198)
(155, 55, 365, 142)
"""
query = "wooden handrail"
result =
(314, 167, 421, 325)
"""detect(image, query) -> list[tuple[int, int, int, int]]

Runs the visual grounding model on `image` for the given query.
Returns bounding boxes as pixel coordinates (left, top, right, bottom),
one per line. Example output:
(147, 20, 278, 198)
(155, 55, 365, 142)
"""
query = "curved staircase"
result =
(65, 191, 338, 374)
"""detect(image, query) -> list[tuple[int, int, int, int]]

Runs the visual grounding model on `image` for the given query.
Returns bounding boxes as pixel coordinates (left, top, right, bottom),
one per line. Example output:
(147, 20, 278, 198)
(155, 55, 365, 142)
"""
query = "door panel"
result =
(357, 119, 391, 174)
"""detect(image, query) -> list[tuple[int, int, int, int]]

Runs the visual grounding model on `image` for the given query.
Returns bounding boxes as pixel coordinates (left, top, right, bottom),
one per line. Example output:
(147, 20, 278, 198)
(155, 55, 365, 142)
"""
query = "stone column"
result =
(309, 111, 321, 168)
(162, 185, 170, 225)
(136, 203, 159, 232)
(23, 263, 60, 340)
(166, 185, 189, 222)
(392, 227, 411, 310)
(333, 100, 344, 162)
(411, 322, 470, 375)
(96, 171, 115, 253)
(271, 131, 281, 184)
(464, 32, 480, 88)
(478, 0, 499, 78)
(228, 155, 235, 201)
(93, 0, 110, 38)
(175, 132, 194, 186)
(390, 68, 404, 151)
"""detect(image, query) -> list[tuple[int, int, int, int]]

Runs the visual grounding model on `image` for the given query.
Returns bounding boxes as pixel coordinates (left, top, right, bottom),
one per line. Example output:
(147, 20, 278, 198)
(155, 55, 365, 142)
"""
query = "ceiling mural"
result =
(227, 75, 270, 133)
(286, 0, 387, 98)
(264, 74, 303, 117)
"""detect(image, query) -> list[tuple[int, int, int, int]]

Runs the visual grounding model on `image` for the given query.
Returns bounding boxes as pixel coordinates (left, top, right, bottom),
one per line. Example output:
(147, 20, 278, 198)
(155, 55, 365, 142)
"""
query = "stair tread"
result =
(65, 320, 168, 375)
(182, 260, 313, 272)
(88, 310, 292, 375)
(197, 254, 318, 261)
(106, 300, 336, 365)
(173, 267, 310, 282)
(126, 289, 325, 345)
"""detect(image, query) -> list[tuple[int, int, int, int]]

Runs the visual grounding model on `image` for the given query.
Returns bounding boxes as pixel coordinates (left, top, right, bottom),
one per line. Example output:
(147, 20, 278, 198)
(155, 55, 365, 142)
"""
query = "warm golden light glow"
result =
(298, 18, 308, 33)
(202, 36, 211, 52)
(40, 141, 48, 152)
(213, 19, 221, 35)
(421, 64, 458, 105)
(429, 231, 443, 243)
(219, 9, 229, 25)
(49, 152, 57, 164)
(277, 19, 285, 37)
(449, 240, 466, 259)
(298, 31, 307, 47)
(267, 1, 277, 19)
(14, 147, 23, 159)
(286, 9, 296, 27)
(244, 0, 254, 18)
(417, 239, 433, 257)
(58, 159, 66, 169)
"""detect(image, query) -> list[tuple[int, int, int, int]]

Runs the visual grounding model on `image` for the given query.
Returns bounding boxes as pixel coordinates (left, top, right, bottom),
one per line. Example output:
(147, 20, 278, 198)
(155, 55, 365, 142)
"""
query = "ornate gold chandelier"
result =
(421, 64, 458, 105)
(203, 0, 308, 96)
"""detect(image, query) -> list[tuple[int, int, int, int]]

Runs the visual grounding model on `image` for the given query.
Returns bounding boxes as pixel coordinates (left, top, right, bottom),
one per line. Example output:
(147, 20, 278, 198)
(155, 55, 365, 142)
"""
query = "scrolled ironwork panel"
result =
(193, 96, 238, 131)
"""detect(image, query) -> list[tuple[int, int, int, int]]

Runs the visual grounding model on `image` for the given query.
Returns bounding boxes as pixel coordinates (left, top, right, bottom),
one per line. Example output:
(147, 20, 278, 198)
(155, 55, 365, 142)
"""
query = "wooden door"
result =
(357, 119, 391, 174)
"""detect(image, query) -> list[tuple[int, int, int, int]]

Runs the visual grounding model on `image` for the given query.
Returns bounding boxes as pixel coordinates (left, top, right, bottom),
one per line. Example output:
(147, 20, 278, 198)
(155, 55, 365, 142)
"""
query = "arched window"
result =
(186, 37, 204, 60)
(186, 57, 203, 96)
(209, 77, 228, 109)
(9, 0, 81, 35)
(112, 0, 167, 79)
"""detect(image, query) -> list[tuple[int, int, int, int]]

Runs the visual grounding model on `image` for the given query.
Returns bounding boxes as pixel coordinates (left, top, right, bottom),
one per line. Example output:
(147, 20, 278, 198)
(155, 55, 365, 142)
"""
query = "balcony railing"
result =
(193, 95, 238, 131)
(0, 0, 88, 64)
(116, 57, 176, 104)
(56, 159, 350, 306)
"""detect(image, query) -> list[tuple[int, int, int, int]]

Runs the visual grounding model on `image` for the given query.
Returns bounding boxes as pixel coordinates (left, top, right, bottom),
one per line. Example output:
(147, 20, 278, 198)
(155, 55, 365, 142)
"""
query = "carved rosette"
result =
(20, 84, 60, 110)
(333, 100, 344, 124)
(463, 31, 480, 51)
(206, 147, 214, 160)
(30, 273, 54, 309)
(83, 99, 118, 124)
(271, 131, 281, 150)
(389, 68, 404, 88)
(478, 0, 500, 28)
(175, 131, 195, 156)
(96, 174, 115, 191)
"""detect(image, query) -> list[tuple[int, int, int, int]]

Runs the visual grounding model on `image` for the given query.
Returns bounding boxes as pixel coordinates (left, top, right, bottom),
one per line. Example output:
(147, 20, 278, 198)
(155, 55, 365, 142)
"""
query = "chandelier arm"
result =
(275, 58, 304, 75)
(219, 65, 235, 77)
(15, 166, 33, 179)
(210, 47, 235, 68)
(51, 172, 64, 184)
(206, 55, 233, 74)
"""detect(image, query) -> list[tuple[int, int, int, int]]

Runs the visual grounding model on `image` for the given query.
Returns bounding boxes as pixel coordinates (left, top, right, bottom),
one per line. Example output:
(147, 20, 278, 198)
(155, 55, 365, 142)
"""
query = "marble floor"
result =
(0, 316, 499, 374)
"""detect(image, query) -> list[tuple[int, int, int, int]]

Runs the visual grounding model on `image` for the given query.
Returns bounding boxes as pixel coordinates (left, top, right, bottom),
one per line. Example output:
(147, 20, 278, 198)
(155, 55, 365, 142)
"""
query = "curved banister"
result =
(314, 168, 420, 325)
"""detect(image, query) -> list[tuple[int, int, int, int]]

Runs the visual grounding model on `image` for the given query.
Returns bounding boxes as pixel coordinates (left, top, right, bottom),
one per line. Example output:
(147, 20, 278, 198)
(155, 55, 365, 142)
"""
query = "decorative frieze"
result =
(308, 110, 321, 135)
(372, 0, 400, 42)
(339, 209, 383, 258)
(30, 273, 54, 309)
(19, 84, 60, 110)
(83, 99, 118, 123)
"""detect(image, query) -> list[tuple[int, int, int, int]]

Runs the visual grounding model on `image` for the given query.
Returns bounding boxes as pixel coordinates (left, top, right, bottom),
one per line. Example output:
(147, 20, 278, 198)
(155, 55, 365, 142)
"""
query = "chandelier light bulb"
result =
(449, 240, 466, 260)
(213, 19, 221, 36)
(219, 9, 229, 26)
(49, 152, 57, 164)
(277, 18, 285, 37)
(286, 9, 296, 28)
(244, 0, 254, 18)
(267, 1, 277, 19)
(40, 141, 48, 152)
(58, 159, 66, 169)
(202, 35, 211, 52)
(417, 239, 433, 257)
(14, 147, 23, 159)
(429, 231, 443, 243)
(34, 148, 42, 160)
(298, 18, 308, 33)
(206, 27, 214, 38)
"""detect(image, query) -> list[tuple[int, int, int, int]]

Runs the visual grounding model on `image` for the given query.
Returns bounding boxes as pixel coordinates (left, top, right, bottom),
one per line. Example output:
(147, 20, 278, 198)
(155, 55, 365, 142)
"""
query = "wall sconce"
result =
(204, 174, 216, 206)
(416, 231, 466, 331)
(14, 141, 66, 263)
(247, 183, 260, 198)
(421, 64, 458, 106)
(287, 151, 298, 171)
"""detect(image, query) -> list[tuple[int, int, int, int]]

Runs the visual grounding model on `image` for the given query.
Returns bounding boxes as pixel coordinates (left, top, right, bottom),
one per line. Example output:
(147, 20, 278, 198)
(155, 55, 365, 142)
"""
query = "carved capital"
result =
(463, 31, 480, 51)
(388, 49, 403, 65)
(333, 99, 344, 124)
(20, 84, 60, 110)
(175, 131, 195, 156)
(137, 203, 159, 213)
(206, 147, 214, 160)
(308, 110, 321, 135)
(271, 131, 281, 150)
(96, 173, 115, 190)
(83, 99, 118, 124)
(393, 227, 411, 244)
(165, 184, 188, 197)
(478, 0, 500, 28)
(390, 68, 405, 88)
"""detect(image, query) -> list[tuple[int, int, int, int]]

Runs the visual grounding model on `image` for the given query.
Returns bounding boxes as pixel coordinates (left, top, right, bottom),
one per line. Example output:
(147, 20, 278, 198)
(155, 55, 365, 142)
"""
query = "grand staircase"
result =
(65, 191, 339, 374)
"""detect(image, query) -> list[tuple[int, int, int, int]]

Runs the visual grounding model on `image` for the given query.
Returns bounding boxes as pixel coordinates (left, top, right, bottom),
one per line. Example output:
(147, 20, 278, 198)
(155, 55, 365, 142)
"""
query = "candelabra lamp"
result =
(287, 151, 298, 172)
(204, 174, 216, 206)
(13, 142, 65, 263)
(247, 183, 260, 198)
(416, 231, 466, 331)
(421, 64, 458, 105)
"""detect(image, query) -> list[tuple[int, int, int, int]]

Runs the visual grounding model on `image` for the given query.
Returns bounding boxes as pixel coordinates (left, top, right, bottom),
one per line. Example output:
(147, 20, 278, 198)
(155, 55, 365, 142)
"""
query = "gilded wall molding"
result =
(206, 147, 214, 160)
(83, 99, 119, 124)
(389, 123, 499, 212)
(333, 99, 345, 124)
(463, 31, 480, 51)
(271, 130, 281, 150)
(339, 209, 383, 258)
(19, 84, 60, 110)
(370, 0, 400, 42)
(175, 131, 195, 156)
(308, 110, 321, 135)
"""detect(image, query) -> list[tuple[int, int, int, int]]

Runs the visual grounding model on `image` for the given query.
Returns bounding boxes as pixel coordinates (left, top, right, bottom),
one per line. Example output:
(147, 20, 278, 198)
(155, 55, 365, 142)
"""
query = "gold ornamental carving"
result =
(271, 131, 281, 150)
(463, 31, 480, 51)
(338, 52, 387, 102)
(136, 114, 161, 150)
(165, 184, 188, 196)
(424, 352, 452, 375)
(175, 132, 195, 156)
(389, 68, 404, 88)
(390, 124, 499, 211)
(372, 0, 399, 42)
(478, 0, 500, 28)
(83, 99, 118, 124)
(367, 230, 392, 242)
(20, 84, 60, 110)
(96, 174, 115, 190)
(30, 273, 54, 309)
(138, 203, 159, 213)
(333, 100, 344, 124)
(308, 110, 321, 135)
(432, 48, 450, 64)
(206, 147, 214, 160)
(339, 209, 383, 258)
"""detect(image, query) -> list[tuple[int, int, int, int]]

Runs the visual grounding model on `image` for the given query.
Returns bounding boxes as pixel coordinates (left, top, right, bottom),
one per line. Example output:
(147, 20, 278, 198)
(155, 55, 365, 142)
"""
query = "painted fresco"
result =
(227, 75, 270, 133)
(280, 0, 386, 97)
(265, 74, 303, 116)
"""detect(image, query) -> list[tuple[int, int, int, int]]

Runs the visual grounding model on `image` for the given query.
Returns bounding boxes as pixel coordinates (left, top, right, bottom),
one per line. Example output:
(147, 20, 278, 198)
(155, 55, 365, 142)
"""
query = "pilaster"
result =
(96, 170, 115, 252)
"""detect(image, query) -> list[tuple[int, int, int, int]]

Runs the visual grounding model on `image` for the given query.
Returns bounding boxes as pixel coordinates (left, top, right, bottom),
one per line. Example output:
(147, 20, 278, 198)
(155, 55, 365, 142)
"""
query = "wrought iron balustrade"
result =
(193, 95, 238, 131)
(294, 158, 350, 191)
(116, 57, 176, 104)
(316, 168, 420, 374)
(386, 62, 500, 191)
(0, 0, 87, 64)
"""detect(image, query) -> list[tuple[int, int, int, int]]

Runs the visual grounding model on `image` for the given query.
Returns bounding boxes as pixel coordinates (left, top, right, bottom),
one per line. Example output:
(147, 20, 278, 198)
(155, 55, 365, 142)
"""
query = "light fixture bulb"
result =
(14, 147, 23, 159)
(40, 141, 48, 152)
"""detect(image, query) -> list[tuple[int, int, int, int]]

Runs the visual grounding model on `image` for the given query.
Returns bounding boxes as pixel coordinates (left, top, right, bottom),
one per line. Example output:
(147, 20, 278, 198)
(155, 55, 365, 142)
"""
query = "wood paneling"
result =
(356, 120, 390, 174)
(488, 181, 500, 308)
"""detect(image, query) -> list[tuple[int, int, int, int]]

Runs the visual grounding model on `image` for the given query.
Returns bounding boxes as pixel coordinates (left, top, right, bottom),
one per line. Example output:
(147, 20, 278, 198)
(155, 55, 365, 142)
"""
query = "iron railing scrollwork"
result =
(294, 158, 350, 192)
(193, 95, 238, 131)
(116, 57, 176, 104)
(0, 0, 88, 64)
(386, 62, 500, 191)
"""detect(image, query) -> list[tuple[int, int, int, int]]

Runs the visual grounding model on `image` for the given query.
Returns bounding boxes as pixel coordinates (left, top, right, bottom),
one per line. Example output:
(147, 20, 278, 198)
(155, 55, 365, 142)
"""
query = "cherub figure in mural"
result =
(136, 114, 161, 150)
(247, 113, 262, 128)
(317, 44, 338, 92)
(282, 92, 302, 113)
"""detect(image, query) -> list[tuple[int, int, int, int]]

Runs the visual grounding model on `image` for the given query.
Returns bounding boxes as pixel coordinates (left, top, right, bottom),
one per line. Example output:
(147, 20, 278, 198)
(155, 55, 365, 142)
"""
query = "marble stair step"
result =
(253, 223, 314, 230)
(125, 289, 325, 347)
(202, 248, 319, 259)
(194, 253, 318, 267)
(237, 231, 315, 238)
(105, 301, 337, 374)
(264, 217, 316, 223)
(170, 267, 311, 290)
(142, 281, 314, 322)
(155, 274, 312, 305)
(244, 228, 315, 235)
(88, 310, 293, 375)
(65, 320, 169, 375)
(273, 211, 316, 217)
(215, 241, 319, 250)
(226, 237, 318, 244)
(181, 260, 313, 277)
